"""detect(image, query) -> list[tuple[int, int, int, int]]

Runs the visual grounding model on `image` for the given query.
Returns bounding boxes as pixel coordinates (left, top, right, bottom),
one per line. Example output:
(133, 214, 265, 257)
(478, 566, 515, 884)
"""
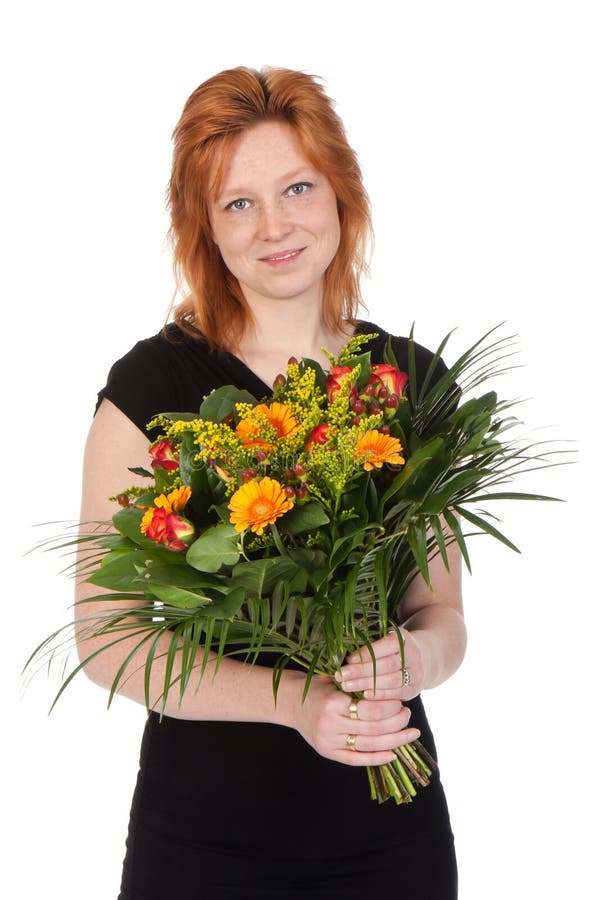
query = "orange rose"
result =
(306, 423, 331, 451)
(149, 440, 179, 472)
(369, 364, 408, 398)
(141, 507, 195, 552)
(326, 365, 355, 403)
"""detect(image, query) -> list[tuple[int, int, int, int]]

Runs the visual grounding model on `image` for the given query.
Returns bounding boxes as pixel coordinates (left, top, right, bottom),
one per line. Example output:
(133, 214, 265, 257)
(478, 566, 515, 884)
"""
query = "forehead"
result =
(211, 120, 315, 197)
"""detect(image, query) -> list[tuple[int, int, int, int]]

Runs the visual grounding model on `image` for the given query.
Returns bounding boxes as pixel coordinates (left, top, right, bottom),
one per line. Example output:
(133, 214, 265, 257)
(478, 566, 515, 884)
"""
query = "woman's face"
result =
(208, 120, 341, 311)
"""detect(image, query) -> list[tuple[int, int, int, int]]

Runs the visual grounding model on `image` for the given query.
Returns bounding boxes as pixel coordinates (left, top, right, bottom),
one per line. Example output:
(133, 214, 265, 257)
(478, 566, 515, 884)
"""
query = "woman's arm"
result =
(75, 399, 420, 764)
(335, 537, 466, 700)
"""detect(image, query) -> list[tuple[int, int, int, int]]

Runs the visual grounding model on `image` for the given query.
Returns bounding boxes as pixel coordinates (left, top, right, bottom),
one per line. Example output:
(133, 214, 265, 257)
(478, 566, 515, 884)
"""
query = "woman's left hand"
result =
(335, 629, 425, 701)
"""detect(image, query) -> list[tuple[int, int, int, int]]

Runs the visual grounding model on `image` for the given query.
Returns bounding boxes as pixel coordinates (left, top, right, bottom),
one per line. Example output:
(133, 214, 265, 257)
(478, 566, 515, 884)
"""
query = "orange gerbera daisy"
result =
(228, 477, 294, 535)
(236, 402, 300, 450)
(354, 430, 405, 471)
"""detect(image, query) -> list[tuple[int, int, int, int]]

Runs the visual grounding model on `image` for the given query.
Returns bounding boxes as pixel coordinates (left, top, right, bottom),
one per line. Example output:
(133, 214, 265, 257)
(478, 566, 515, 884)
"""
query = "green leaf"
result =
(158, 411, 202, 423)
(199, 385, 258, 422)
(145, 583, 214, 609)
(281, 502, 330, 534)
(186, 523, 240, 573)
(418, 470, 489, 515)
(407, 520, 431, 589)
(86, 550, 148, 590)
(232, 557, 301, 597)
(178, 433, 226, 523)
(128, 466, 154, 478)
(444, 509, 472, 574)
(112, 507, 158, 549)
(455, 505, 521, 553)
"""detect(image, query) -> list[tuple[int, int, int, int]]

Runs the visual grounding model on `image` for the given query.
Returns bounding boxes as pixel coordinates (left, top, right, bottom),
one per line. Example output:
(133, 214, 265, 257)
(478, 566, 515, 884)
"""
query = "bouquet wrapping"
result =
(27, 327, 561, 804)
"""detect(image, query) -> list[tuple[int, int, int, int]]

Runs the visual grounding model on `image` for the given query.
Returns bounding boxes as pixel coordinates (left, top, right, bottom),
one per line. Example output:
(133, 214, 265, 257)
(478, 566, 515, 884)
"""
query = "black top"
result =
(96, 321, 458, 900)
(97, 320, 449, 437)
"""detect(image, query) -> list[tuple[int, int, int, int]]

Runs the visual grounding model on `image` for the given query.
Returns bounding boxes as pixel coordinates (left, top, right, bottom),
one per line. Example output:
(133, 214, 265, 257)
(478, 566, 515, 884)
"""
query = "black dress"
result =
(96, 321, 458, 900)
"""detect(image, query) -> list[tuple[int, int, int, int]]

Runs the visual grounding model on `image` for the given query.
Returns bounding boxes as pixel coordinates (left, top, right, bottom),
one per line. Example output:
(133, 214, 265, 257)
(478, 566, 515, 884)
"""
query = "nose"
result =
(257, 201, 293, 242)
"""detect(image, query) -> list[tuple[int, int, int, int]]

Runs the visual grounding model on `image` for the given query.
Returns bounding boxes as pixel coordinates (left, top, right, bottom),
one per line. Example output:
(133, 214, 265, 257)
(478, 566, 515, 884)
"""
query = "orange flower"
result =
(236, 402, 300, 450)
(354, 430, 405, 471)
(228, 477, 294, 535)
(306, 423, 331, 451)
(140, 485, 193, 550)
(149, 439, 179, 471)
(153, 485, 192, 514)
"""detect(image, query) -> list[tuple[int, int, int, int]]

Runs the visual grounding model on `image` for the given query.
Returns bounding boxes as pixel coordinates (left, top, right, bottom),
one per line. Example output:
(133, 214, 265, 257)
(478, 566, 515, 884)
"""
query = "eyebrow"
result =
(218, 167, 317, 200)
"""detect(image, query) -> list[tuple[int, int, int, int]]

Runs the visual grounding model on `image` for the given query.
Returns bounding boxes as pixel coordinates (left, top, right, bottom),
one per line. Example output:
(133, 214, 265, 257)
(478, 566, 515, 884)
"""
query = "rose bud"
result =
(285, 486, 296, 498)
(149, 439, 179, 472)
(351, 399, 366, 415)
(305, 423, 331, 451)
(378, 385, 389, 401)
(364, 383, 377, 397)
(367, 401, 382, 416)
(326, 365, 354, 403)
(285, 468, 296, 481)
(241, 468, 258, 482)
(380, 424, 390, 435)
(165, 513, 196, 551)
(294, 462, 306, 476)
(255, 450, 268, 462)
(370, 364, 409, 398)
(296, 484, 308, 500)
(273, 373, 287, 390)
(117, 493, 131, 508)
(385, 393, 400, 410)
(287, 356, 298, 367)
(351, 415, 362, 427)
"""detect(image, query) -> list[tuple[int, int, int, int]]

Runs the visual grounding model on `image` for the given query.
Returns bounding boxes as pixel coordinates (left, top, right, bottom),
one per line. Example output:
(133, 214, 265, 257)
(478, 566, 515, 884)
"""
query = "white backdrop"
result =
(3, 2, 598, 897)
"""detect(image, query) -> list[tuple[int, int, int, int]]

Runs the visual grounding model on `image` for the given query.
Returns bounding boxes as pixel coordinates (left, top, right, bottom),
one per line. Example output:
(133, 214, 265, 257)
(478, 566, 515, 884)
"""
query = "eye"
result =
(226, 198, 251, 211)
(287, 182, 312, 197)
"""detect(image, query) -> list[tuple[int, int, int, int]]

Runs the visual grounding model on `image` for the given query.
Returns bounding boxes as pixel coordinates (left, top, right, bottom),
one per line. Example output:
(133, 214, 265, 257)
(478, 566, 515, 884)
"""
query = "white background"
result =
(3, 1, 598, 897)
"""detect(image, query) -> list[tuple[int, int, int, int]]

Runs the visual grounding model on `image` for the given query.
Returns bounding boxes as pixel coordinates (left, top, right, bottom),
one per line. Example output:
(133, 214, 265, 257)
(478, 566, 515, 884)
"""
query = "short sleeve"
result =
(95, 336, 181, 436)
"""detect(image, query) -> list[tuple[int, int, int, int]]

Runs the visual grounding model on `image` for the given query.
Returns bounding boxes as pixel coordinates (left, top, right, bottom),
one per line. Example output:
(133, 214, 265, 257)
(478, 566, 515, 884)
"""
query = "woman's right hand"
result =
(288, 673, 421, 766)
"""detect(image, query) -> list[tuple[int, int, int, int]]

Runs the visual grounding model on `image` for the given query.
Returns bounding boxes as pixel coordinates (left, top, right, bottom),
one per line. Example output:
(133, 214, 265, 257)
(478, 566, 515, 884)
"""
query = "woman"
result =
(79, 66, 466, 899)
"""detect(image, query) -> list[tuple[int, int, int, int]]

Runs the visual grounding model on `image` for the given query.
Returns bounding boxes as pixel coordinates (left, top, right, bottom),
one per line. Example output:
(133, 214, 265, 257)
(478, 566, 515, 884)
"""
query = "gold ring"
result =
(348, 699, 359, 719)
(346, 734, 357, 750)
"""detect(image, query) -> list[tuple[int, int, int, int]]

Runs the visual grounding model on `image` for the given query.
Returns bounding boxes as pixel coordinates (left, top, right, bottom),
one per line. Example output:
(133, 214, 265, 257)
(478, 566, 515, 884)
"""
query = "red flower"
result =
(141, 508, 195, 552)
(149, 440, 179, 472)
(326, 365, 355, 403)
(369, 364, 409, 398)
(306, 423, 331, 451)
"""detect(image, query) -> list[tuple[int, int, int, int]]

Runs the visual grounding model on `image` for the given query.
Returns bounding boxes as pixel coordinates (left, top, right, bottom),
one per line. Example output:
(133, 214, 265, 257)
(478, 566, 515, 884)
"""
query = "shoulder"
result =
(96, 324, 210, 435)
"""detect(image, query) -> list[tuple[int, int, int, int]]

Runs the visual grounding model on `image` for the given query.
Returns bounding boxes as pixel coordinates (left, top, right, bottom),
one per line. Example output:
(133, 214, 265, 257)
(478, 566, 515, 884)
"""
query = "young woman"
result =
(79, 66, 466, 899)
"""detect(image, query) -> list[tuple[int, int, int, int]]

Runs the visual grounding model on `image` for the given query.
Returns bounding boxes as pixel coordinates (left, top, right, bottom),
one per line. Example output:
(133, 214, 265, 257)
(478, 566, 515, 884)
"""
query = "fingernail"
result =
(334, 670, 342, 683)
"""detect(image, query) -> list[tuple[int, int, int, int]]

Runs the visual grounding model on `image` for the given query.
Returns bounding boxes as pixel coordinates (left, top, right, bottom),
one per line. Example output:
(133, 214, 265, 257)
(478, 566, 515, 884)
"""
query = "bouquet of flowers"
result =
(27, 327, 561, 804)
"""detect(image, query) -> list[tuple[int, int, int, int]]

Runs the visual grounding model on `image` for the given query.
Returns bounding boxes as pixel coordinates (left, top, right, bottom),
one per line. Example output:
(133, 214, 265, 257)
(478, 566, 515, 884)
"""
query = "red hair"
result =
(168, 66, 372, 351)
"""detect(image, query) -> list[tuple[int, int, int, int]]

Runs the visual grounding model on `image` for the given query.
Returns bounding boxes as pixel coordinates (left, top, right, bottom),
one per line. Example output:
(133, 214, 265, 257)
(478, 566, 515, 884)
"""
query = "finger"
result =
(344, 727, 421, 755)
(338, 672, 410, 693)
(337, 653, 405, 683)
(344, 698, 405, 721)
(363, 687, 417, 700)
(333, 749, 398, 767)
(345, 633, 402, 664)
(341, 709, 412, 737)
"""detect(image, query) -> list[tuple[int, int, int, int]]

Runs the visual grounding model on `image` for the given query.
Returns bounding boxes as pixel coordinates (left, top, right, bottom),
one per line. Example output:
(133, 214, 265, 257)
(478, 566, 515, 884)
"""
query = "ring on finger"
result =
(346, 734, 357, 750)
(348, 699, 359, 720)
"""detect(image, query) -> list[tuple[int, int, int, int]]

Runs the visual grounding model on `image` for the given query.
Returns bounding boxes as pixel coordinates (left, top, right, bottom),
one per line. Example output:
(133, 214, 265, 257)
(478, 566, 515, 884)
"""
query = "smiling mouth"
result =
(259, 248, 305, 263)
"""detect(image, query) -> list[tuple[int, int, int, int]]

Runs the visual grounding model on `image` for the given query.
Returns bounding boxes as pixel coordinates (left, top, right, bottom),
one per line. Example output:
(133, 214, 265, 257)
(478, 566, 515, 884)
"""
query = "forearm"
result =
(77, 617, 306, 727)
(401, 604, 467, 690)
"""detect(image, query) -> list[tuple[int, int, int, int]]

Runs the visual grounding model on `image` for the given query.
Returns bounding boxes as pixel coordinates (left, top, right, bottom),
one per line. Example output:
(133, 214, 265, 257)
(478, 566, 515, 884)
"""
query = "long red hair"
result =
(168, 66, 372, 351)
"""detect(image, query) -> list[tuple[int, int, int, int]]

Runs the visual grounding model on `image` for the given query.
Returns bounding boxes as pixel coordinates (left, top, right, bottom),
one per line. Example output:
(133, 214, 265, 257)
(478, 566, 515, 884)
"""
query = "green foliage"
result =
(27, 324, 568, 730)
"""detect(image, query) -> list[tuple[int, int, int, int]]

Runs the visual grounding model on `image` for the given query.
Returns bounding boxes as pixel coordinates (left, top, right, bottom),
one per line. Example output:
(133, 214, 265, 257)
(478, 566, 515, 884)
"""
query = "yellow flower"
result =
(236, 402, 300, 450)
(354, 430, 405, 471)
(152, 485, 192, 515)
(228, 477, 294, 535)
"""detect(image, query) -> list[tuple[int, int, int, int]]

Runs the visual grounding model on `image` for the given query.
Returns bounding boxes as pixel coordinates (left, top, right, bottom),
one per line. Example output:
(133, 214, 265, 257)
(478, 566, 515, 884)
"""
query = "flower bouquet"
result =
(27, 327, 561, 804)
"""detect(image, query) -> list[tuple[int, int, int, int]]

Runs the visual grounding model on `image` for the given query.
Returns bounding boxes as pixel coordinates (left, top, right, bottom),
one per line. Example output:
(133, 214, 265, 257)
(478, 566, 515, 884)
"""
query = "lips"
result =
(259, 248, 305, 263)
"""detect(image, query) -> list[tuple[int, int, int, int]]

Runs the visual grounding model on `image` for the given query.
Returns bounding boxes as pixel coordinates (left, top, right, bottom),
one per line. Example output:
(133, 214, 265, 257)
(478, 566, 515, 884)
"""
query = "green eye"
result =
(288, 182, 312, 196)
(227, 198, 250, 211)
